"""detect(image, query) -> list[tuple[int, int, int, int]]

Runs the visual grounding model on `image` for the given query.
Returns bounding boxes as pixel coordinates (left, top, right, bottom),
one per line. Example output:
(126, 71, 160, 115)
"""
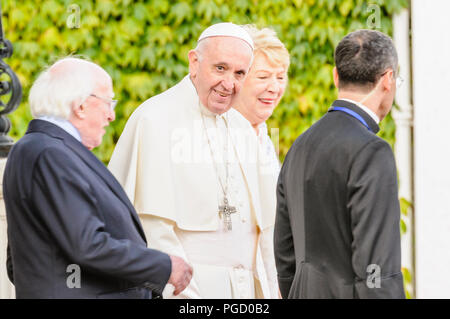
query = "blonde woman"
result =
(228, 25, 290, 298)
(232, 25, 290, 175)
(233, 25, 290, 137)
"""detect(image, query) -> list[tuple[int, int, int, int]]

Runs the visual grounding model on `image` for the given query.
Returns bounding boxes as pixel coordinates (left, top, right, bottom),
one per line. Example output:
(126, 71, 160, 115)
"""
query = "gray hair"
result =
(29, 57, 109, 119)
(193, 38, 210, 62)
(334, 29, 398, 90)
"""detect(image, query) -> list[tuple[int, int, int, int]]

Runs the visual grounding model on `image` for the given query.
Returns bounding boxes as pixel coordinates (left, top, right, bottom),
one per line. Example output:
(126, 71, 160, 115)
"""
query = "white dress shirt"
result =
(339, 98, 380, 124)
(39, 116, 82, 142)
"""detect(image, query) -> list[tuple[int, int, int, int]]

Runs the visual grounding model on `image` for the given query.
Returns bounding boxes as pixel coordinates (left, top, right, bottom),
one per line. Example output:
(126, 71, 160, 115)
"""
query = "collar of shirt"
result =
(339, 98, 380, 124)
(39, 116, 82, 142)
(229, 107, 267, 139)
(257, 122, 268, 138)
(198, 101, 229, 123)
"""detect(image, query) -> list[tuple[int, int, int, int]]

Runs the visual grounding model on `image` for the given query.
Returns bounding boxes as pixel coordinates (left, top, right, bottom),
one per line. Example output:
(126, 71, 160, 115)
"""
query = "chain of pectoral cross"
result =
(200, 108, 237, 231)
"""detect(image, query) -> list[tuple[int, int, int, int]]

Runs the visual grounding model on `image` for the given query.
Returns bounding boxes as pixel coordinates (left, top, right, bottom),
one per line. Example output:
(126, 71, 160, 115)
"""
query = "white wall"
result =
(393, 8, 414, 297)
(412, 0, 450, 298)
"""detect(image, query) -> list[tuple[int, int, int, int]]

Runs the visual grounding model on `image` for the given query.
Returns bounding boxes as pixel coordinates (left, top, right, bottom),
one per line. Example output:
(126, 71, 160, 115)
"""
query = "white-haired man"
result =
(3, 57, 192, 299)
(109, 23, 279, 298)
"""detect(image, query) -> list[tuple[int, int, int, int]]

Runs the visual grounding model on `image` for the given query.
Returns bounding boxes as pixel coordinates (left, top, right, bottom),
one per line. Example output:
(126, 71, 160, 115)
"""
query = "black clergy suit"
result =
(274, 99, 405, 299)
(4, 119, 171, 298)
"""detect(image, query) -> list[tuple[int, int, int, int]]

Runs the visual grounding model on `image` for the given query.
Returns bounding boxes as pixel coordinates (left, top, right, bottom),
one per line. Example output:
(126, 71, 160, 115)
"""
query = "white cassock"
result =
(108, 75, 280, 298)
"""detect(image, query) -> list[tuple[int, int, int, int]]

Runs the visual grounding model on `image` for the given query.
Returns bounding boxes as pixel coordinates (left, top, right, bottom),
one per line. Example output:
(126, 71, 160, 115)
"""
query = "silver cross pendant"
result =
(219, 197, 237, 231)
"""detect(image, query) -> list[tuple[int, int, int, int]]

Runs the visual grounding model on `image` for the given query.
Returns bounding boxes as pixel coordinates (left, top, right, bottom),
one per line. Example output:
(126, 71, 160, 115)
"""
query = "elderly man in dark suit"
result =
(4, 57, 192, 298)
(274, 30, 405, 299)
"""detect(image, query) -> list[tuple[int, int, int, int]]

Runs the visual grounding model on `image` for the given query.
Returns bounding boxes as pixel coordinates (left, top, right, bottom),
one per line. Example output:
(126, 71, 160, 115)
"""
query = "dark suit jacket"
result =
(4, 120, 171, 298)
(274, 100, 405, 299)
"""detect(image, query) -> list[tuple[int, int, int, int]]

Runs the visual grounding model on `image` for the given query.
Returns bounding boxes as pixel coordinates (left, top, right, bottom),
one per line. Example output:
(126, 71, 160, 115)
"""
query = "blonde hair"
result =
(242, 25, 290, 70)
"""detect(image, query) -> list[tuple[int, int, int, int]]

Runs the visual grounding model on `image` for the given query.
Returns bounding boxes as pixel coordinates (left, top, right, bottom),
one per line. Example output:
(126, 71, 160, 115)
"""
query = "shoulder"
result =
(123, 79, 195, 135)
(313, 111, 385, 153)
(10, 132, 64, 162)
(358, 136, 393, 157)
(28, 142, 85, 180)
(6, 134, 84, 191)
(14, 133, 84, 171)
(349, 137, 396, 176)
(31, 144, 96, 197)
(133, 76, 192, 117)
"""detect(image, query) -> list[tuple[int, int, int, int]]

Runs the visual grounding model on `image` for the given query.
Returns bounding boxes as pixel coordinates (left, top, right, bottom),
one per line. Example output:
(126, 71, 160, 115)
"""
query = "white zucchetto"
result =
(197, 22, 254, 50)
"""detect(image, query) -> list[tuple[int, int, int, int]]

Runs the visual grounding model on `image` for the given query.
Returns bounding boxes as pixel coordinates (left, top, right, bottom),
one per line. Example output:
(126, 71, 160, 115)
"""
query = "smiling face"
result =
(189, 37, 253, 115)
(234, 53, 287, 128)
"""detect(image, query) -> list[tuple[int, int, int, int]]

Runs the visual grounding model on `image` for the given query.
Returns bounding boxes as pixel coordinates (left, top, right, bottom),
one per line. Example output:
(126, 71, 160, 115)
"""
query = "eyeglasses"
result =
(380, 71, 404, 89)
(396, 75, 405, 89)
(90, 94, 118, 111)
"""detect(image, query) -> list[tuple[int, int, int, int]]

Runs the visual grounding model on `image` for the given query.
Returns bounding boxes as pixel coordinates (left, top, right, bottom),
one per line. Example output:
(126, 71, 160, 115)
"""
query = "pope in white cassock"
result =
(108, 23, 280, 299)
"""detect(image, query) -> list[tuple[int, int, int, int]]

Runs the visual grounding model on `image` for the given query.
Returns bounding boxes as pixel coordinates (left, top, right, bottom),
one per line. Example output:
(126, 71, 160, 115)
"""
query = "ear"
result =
(333, 67, 339, 88)
(381, 69, 395, 92)
(71, 98, 86, 120)
(188, 50, 200, 78)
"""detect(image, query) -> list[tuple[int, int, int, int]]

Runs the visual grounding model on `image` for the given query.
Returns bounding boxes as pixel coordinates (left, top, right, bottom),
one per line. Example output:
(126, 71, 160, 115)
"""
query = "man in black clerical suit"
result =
(274, 30, 405, 299)
(4, 57, 192, 298)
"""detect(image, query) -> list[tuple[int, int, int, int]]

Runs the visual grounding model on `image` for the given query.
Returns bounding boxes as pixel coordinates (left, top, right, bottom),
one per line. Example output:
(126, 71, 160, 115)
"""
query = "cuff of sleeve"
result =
(354, 272, 405, 299)
(142, 253, 172, 297)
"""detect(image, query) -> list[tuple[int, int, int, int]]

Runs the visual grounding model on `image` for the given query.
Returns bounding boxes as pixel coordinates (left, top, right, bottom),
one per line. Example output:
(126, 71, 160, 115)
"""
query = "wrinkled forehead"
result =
(202, 37, 253, 68)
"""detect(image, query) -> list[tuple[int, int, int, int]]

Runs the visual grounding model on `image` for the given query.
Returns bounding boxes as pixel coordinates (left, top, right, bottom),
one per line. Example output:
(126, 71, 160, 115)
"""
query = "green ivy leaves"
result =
(1, 0, 408, 164)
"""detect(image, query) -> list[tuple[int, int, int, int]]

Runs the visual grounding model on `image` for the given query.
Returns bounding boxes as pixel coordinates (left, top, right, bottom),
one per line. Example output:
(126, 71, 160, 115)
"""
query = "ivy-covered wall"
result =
(1, 0, 408, 163)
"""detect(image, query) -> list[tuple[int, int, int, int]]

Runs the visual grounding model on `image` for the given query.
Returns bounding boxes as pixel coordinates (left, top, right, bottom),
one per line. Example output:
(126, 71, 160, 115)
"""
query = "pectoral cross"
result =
(219, 197, 237, 231)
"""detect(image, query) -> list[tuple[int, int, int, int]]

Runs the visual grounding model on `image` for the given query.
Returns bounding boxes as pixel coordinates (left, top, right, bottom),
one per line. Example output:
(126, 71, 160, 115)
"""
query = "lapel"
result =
(329, 99, 380, 134)
(27, 120, 147, 241)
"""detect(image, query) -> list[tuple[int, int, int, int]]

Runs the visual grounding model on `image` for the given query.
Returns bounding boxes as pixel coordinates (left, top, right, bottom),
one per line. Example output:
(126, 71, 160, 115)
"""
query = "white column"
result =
(412, 0, 450, 298)
(392, 7, 414, 298)
(0, 158, 15, 298)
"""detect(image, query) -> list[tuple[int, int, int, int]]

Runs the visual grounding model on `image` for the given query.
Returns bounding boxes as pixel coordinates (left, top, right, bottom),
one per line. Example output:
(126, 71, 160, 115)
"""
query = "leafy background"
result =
(1, 0, 411, 295)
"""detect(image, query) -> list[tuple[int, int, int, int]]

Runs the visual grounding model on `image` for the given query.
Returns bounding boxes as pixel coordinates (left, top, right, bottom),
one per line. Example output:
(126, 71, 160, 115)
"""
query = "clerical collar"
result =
(198, 101, 229, 122)
(198, 102, 215, 117)
(339, 98, 380, 124)
(39, 115, 82, 142)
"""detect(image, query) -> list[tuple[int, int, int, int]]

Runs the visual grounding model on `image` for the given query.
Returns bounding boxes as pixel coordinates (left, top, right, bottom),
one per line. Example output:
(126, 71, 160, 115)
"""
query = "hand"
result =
(168, 255, 193, 296)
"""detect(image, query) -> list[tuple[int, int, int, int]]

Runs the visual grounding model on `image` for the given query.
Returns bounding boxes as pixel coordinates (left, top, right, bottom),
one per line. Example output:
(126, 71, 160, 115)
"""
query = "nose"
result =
(107, 107, 116, 122)
(267, 77, 280, 93)
(221, 74, 235, 92)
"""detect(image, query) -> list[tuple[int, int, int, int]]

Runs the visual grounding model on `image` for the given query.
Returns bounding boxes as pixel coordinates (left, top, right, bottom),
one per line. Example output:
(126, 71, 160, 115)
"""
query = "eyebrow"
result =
(255, 67, 286, 73)
(214, 62, 246, 73)
(254, 70, 286, 77)
(214, 62, 229, 67)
